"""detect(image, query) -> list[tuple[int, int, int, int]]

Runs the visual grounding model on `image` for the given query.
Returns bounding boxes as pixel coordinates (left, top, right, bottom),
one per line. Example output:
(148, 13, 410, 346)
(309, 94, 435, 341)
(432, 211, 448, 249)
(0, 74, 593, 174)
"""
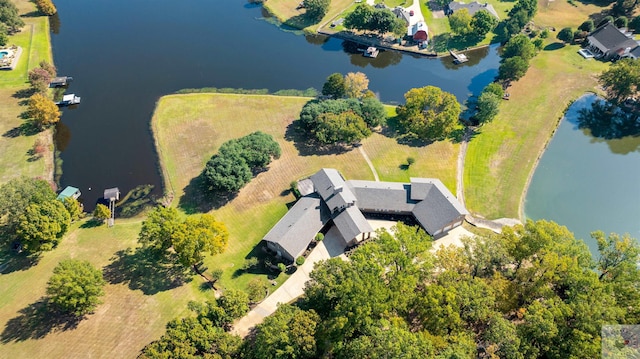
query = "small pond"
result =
(525, 94, 640, 254)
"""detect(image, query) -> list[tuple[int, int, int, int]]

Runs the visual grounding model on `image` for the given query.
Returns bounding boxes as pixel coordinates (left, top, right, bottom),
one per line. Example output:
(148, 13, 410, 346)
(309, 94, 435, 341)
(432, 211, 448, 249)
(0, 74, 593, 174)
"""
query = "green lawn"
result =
(463, 0, 610, 219)
(0, 218, 209, 358)
(152, 93, 459, 291)
(263, 0, 356, 32)
(0, 0, 54, 184)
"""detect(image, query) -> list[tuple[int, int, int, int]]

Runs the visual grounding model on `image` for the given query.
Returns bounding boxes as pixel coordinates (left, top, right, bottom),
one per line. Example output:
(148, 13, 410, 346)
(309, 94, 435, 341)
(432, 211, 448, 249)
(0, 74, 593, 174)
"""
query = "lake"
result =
(525, 94, 640, 254)
(50, 0, 501, 209)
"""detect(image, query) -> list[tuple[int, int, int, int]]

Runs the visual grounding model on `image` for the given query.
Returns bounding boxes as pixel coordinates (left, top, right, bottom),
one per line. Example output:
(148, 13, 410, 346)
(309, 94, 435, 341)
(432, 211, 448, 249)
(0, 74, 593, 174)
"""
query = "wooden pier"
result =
(49, 76, 73, 87)
(449, 49, 468, 64)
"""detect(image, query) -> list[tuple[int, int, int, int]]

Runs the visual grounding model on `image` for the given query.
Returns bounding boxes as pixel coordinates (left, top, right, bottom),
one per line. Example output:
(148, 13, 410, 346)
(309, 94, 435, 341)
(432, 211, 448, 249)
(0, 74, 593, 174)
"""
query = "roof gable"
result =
(333, 206, 374, 244)
(588, 23, 637, 51)
(263, 196, 330, 259)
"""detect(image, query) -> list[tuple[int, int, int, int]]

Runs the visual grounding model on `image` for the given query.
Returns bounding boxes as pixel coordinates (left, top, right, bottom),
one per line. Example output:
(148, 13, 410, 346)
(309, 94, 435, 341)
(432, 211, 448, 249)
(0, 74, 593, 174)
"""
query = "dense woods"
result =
(139, 220, 639, 358)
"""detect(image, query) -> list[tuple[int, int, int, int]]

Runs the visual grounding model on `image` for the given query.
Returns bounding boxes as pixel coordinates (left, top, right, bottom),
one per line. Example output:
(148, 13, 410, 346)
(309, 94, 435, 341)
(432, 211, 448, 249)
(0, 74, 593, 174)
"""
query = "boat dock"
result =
(364, 46, 379, 58)
(449, 49, 468, 64)
(55, 94, 81, 106)
(49, 76, 73, 87)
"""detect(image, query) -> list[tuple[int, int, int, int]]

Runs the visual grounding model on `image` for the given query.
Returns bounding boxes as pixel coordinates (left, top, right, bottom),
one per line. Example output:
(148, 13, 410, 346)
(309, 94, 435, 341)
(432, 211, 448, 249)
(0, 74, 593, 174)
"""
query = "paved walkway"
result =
(358, 146, 380, 181)
(232, 226, 347, 337)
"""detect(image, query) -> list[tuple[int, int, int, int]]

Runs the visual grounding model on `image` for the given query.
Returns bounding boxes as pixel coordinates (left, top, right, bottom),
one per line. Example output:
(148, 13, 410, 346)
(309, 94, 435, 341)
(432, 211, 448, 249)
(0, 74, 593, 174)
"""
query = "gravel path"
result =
(358, 146, 380, 181)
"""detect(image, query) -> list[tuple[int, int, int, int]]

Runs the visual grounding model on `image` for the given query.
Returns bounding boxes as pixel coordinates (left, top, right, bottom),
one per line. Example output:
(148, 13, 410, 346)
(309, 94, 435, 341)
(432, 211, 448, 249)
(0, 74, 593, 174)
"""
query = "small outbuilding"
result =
(49, 76, 73, 88)
(103, 187, 120, 202)
(56, 186, 81, 201)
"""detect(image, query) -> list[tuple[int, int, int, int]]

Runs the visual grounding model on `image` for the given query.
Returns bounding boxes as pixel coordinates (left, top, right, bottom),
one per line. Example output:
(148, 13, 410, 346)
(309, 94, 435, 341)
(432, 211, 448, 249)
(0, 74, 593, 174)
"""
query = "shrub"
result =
(296, 256, 305, 266)
(615, 16, 628, 29)
(210, 268, 223, 283)
(579, 20, 595, 32)
(35, 0, 57, 15)
(242, 257, 260, 270)
(315, 233, 324, 242)
(407, 157, 415, 166)
(277, 263, 287, 273)
(557, 27, 574, 43)
(290, 181, 301, 198)
(247, 277, 270, 303)
(540, 29, 549, 38)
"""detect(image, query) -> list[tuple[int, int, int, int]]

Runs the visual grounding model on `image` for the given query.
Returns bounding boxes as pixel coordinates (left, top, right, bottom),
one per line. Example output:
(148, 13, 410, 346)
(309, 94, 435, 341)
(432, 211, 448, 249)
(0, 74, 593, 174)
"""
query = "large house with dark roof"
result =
(445, 1, 500, 19)
(586, 23, 640, 60)
(263, 168, 468, 262)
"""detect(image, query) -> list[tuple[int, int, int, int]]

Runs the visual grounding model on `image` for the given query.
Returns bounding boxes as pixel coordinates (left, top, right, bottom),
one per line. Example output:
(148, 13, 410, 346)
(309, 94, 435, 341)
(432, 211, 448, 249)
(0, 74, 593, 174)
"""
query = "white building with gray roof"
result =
(263, 169, 468, 262)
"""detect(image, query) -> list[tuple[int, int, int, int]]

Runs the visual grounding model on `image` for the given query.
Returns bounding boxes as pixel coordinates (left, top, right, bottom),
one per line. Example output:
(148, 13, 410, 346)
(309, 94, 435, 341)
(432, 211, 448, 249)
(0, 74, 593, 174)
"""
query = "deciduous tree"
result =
(92, 203, 111, 223)
(599, 58, 640, 104)
(557, 27, 574, 43)
(251, 305, 320, 359)
(471, 9, 498, 37)
(396, 86, 461, 140)
(35, 0, 57, 16)
(172, 214, 228, 270)
(498, 56, 529, 81)
(449, 8, 472, 35)
(17, 200, 70, 252)
(63, 197, 82, 221)
(314, 111, 371, 145)
(343, 72, 369, 99)
(0, 177, 55, 234)
(0, 0, 25, 33)
(28, 67, 52, 94)
(28, 93, 61, 130)
(303, 0, 330, 22)
(47, 259, 105, 316)
(502, 34, 536, 61)
(322, 72, 346, 99)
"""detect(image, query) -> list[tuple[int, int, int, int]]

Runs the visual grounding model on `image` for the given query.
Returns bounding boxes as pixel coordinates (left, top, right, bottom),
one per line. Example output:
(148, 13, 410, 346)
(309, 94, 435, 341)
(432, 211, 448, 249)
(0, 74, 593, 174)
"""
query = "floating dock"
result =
(449, 49, 468, 64)
(55, 94, 81, 106)
(364, 46, 379, 58)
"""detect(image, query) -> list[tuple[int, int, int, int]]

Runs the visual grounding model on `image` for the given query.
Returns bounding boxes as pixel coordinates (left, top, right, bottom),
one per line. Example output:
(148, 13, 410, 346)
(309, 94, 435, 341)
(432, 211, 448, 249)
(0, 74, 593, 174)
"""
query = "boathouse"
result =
(56, 186, 81, 201)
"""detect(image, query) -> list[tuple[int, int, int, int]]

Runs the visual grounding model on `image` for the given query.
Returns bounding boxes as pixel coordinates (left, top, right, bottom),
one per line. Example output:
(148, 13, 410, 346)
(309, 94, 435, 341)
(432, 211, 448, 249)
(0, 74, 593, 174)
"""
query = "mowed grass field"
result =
(0, 218, 211, 359)
(152, 93, 458, 291)
(0, 0, 53, 183)
(263, 0, 355, 32)
(463, 0, 609, 219)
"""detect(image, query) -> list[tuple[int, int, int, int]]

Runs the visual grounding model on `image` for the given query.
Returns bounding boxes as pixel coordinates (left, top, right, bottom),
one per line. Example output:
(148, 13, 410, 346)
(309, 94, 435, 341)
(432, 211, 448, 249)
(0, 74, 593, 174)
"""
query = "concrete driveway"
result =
(231, 220, 472, 337)
(232, 226, 346, 337)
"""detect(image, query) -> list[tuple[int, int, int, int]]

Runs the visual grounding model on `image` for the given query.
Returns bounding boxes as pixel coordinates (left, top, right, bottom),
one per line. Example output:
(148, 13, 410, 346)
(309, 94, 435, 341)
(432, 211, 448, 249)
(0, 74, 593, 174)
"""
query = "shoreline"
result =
(516, 93, 592, 221)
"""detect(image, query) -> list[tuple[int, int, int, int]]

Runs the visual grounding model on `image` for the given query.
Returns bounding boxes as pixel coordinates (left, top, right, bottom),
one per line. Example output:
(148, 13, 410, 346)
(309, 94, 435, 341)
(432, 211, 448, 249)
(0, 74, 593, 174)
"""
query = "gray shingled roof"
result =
(448, 1, 499, 18)
(588, 23, 638, 53)
(103, 187, 120, 200)
(411, 185, 467, 234)
(347, 180, 414, 213)
(393, 7, 411, 24)
(263, 195, 330, 260)
(311, 168, 345, 200)
(333, 206, 374, 246)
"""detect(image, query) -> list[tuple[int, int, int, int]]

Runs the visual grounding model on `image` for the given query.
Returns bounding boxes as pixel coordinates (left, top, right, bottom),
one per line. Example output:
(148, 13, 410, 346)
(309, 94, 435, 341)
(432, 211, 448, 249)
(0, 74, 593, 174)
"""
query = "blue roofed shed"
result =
(56, 186, 81, 201)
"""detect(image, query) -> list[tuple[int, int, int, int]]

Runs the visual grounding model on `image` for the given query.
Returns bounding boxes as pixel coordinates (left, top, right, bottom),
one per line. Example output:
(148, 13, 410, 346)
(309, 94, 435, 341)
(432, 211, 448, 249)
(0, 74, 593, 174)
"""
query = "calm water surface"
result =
(50, 0, 500, 208)
(525, 94, 640, 253)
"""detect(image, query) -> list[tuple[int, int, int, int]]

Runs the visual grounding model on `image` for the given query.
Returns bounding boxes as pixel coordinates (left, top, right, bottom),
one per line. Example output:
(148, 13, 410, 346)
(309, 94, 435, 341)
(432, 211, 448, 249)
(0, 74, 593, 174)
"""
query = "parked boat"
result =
(55, 94, 81, 106)
(364, 47, 379, 58)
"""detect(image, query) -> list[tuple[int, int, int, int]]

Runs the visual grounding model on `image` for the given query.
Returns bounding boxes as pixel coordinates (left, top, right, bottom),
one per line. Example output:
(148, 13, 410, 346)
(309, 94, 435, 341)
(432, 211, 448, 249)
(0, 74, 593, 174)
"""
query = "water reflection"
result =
(305, 34, 329, 46)
(54, 121, 71, 152)
(341, 41, 403, 69)
(50, 13, 61, 34)
(589, 134, 640, 155)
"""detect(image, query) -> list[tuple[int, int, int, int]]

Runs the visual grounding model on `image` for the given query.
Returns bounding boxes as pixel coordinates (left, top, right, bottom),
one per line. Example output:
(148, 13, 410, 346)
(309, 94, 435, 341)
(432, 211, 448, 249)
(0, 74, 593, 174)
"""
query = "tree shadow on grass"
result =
(380, 116, 433, 147)
(178, 174, 238, 215)
(2, 122, 40, 138)
(544, 42, 565, 51)
(12, 88, 35, 99)
(0, 237, 42, 274)
(103, 247, 191, 295)
(0, 298, 81, 343)
(284, 121, 352, 156)
(232, 243, 276, 279)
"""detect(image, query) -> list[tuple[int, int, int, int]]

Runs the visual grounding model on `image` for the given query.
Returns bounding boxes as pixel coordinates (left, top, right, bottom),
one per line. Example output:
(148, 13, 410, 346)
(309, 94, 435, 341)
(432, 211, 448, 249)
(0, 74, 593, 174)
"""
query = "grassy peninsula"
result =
(151, 92, 458, 291)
